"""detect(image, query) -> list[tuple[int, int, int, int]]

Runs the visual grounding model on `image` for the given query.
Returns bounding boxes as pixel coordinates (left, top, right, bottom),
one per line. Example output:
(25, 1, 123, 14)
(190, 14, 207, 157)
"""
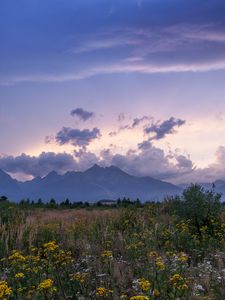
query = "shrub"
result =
(171, 184, 222, 236)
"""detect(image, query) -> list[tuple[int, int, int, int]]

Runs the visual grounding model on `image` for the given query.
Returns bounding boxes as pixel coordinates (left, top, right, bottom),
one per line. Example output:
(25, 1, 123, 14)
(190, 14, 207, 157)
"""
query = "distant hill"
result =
(0, 165, 182, 202)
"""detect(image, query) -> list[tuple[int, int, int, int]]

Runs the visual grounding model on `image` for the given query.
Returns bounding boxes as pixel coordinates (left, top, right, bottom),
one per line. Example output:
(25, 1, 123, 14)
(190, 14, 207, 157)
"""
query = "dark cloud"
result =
(138, 140, 152, 150)
(70, 108, 94, 121)
(145, 117, 185, 140)
(56, 127, 101, 147)
(45, 135, 54, 144)
(176, 154, 193, 169)
(2, 1, 225, 84)
(0, 152, 77, 177)
(109, 115, 152, 137)
(132, 116, 152, 128)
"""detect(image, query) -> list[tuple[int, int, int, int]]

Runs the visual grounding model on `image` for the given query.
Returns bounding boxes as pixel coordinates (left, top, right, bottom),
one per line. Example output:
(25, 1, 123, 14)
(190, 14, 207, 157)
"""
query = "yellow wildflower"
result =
(149, 251, 158, 259)
(96, 287, 108, 297)
(15, 272, 25, 279)
(130, 296, 150, 300)
(138, 278, 151, 291)
(0, 281, 12, 298)
(170, 273, 183, 285)
(8, 251, 26, 263)
(178, 283, 188, 290)
(177, 252, 188, 262)
(155, 257, 165, 270)
(169, 274, 189, 290)
(38, 279, 54, 290)
(101, 250, 113, 258)
(71, 272, 87, 283)
(43, 241, 59, 251)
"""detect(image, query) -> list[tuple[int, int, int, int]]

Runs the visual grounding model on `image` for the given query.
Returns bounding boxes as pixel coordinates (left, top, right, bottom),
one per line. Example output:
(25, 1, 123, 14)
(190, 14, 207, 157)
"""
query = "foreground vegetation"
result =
(0, 184, 225, 299)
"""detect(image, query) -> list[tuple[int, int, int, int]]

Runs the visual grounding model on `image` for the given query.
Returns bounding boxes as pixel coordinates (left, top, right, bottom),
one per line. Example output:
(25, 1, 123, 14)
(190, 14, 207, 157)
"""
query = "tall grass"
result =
(0, 191, 225, 299)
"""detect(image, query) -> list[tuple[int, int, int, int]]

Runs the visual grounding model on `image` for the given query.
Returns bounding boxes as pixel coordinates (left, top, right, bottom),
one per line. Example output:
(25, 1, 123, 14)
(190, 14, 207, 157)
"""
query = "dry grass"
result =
(26, 208, 118, 225)
(1, 203, 225, 299)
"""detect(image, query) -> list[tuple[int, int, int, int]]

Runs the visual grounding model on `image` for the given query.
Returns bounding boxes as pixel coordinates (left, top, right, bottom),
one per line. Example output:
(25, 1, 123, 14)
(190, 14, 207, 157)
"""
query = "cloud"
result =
(132, 116, 152, 128)
(109, 115, 152, 137)
(3, 20, 225, 86)
(74, 149, 100, 170)
(175, 154, 193, 169)
(70, 108, 94, 121)
(55, 127, 101, 147)
(108, 140, 194, 180)
(0, 137, 195, 181)
(165, 146, 225, 184)
(197, 146, 225, 181)
(4, 58, 225, 86)
(71, 29, 143, 54)
(0, 152, 77, 177)
(109, 125, 130, 137)
(2, 0, 225, 86)
(145, 117, 185, 140)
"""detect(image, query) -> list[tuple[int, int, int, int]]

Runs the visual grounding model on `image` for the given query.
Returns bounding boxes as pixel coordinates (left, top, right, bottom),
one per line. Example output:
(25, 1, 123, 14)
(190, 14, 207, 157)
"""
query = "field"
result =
(0, 185, 225, 299)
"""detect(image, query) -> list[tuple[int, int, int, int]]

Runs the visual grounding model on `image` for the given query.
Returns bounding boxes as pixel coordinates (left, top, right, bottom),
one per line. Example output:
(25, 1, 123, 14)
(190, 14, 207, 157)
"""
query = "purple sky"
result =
(1, 0, 225, 183)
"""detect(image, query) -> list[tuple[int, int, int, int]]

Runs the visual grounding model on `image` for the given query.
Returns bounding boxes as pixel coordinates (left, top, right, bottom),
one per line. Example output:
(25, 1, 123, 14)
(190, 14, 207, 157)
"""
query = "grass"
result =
(0, 188, 225, 299)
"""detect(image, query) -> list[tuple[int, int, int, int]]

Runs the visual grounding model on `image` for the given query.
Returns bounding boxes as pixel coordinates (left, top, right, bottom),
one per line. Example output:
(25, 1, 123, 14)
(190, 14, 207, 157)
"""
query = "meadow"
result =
(0, 184, 225, 299)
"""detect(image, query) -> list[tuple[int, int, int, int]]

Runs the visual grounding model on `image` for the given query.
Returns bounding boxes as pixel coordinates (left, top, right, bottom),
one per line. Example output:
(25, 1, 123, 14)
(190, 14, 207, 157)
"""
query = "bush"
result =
(172, 184, 222, 236)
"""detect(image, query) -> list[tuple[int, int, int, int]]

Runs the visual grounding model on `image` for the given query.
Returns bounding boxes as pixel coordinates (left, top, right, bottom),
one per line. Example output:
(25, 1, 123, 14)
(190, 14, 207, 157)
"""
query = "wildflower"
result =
(149, 251, 158, 259)
(130, 296, 150, 300)
(0, 281, 12, 298)
(155, 257, 165, 270)
(8, 251, 26, 263)
(71, 272, 87, 283)
(101, 250, 113, 258)
(169, 274, 189, 291)
(170, 273, 183, 285)
(138, 278, 151, 291)
(178, 283, 188, 290)
(43, 241, 59, 251)
(96, 287, 108, 297)
(38, 279, 54, 290)
(31, 247, 38, 252)
(177, 252, 188, 262)
(195, 284, 205, 292)
(15, 272, 25, 279)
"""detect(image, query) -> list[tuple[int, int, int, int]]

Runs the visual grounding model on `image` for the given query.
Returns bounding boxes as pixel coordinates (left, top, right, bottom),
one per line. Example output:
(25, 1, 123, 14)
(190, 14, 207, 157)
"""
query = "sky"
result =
(1, 0, 225, 183)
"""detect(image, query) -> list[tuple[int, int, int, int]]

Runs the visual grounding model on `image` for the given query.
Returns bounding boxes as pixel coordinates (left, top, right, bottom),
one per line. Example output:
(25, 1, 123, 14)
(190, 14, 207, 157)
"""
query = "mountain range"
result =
(1, 165, 225, 202)
(0, 164, 182, 202)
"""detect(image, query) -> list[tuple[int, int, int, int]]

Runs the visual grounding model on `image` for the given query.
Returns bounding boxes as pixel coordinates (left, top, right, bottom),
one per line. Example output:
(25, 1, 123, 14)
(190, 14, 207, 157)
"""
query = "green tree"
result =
(174, 184, 221, 236)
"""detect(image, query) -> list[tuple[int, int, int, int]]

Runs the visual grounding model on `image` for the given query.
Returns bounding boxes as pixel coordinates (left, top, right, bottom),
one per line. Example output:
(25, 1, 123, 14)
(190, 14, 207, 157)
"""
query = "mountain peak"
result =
(44, 170, 59, 178)
(0, 169, 15, 180)
(85, 164, 103, 173)
(91, 164, 102, 170)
